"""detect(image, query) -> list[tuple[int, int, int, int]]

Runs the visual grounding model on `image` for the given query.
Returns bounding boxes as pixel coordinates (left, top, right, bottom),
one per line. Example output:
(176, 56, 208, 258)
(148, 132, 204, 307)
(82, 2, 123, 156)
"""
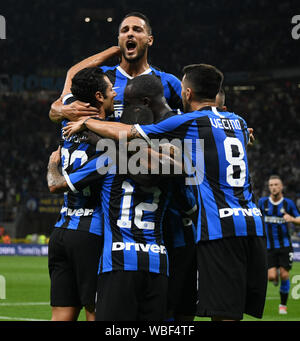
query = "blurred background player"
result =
(49, 12, 182, 123)
(47, 67, 116, 321)
(259, 175, 300, 314)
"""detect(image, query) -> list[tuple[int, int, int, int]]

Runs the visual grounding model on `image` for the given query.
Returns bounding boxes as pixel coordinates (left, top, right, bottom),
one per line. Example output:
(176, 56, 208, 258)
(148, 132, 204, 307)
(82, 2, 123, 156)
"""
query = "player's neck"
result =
(119, 56, 150, 78)
(191, 100, 216, 112)
(270, 193, 283, 203)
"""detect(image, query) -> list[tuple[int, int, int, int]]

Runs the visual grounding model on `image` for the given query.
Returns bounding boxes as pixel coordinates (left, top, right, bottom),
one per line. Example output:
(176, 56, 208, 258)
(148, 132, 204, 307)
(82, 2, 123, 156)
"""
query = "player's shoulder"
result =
(150, 65, 181, 84)
(99, 64, 118, 73)
(284, 197, 296, 206)
(258, 196, 269, 204)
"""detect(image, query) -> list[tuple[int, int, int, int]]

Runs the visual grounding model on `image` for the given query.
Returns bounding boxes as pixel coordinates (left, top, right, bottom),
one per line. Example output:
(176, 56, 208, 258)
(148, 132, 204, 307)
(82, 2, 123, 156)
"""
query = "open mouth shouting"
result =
(126, 40, 137, 54)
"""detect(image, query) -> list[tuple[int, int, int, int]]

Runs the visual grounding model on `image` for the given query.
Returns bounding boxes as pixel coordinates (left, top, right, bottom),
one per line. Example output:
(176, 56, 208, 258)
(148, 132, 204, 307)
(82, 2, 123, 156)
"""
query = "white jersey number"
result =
(224, 137, 246, 187)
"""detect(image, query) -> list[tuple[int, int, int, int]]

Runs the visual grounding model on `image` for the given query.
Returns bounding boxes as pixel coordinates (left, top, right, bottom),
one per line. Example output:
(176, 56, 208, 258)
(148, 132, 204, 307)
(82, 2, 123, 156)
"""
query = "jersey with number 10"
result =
(136, 106, 265, 242)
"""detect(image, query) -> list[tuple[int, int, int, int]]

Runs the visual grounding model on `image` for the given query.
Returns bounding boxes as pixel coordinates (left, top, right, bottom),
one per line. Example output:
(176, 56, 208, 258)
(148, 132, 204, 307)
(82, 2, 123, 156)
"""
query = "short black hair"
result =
(120, 104, 154, 125)
(71, 67, 108, 106)
(125, 74, 164, 103)
(183, 64, 224, 101)
(120, 12, 152, 34)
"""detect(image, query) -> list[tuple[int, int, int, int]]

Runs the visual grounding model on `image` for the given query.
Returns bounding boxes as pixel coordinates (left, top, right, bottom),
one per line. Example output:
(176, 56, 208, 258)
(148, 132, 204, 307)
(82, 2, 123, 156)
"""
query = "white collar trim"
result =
(117, 66, 152, 79)
(269, 196, 284, 205)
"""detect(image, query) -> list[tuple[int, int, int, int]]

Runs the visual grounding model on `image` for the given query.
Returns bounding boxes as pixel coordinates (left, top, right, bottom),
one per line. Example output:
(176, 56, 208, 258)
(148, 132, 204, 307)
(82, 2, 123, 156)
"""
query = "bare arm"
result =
(63, 118, 140, 141)
(49, 46, 121, 124)
(284, 214, 300, 225)
(47, 147, 68, 193)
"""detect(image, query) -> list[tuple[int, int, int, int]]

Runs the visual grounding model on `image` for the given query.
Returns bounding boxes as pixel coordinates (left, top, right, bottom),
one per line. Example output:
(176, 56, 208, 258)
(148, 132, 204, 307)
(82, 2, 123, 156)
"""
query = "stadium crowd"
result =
(1, 0, 299, 227)
(1, 0, 299, 76)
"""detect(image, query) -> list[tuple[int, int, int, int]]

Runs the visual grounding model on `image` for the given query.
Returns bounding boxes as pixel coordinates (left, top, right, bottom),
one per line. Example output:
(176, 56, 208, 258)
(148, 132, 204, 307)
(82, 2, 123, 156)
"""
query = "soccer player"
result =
(47, 67, 116, 321)
(258, 175, 300, 314)
(63, 63, 268, 321)
(49, 12, 182, 123)
(48, 106, 173, 321)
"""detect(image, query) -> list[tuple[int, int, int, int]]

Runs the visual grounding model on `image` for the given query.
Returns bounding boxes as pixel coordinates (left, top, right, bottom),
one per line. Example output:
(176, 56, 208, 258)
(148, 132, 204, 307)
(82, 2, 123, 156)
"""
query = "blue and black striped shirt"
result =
(136, 106, 265, 242)
(64, 153, 171, 276)
(258, 196, 300, 249)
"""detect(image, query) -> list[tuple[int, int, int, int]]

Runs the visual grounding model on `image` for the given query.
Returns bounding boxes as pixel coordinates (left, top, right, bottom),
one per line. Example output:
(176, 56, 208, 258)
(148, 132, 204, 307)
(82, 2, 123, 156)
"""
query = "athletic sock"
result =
(280, 279, 290, 306)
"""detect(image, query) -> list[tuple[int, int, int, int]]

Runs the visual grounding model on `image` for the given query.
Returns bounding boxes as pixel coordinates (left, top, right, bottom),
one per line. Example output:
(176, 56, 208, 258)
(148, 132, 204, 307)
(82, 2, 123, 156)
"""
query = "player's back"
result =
(184, 106, 264, 241)
(99, 171, 170, 275)
(54, 120, 103, 236)
(136, 105, 264, 242)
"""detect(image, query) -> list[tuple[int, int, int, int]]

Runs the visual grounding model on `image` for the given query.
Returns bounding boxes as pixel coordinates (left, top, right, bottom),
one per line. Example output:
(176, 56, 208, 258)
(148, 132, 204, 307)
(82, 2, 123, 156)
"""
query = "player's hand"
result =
(61, 100, 100, 121)
(48, 146, 61, 166)
(108, 46, 122, 57)
(63, 119, 86, 139)
(283, 213, 295, 223)
(248, 128, 255, 146)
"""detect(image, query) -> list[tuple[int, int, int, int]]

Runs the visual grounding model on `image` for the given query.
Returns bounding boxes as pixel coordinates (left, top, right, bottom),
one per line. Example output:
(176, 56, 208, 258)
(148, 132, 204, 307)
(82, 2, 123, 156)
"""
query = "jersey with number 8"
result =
(136, 105, 265, 242)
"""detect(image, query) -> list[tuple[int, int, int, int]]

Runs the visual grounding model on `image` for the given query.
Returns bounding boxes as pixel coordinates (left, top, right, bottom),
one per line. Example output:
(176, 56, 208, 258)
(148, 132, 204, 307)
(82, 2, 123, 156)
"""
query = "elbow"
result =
(49, 185, 58, 194)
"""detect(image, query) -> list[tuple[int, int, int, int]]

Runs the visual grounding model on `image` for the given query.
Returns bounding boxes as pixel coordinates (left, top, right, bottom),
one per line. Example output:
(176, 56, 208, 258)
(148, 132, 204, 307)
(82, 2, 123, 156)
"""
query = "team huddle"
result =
(46, 12, 300, 321)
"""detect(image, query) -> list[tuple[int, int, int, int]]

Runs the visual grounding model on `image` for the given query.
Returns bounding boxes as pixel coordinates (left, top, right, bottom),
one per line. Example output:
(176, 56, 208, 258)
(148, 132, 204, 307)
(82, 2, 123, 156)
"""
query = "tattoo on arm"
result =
(47, 163, 67, 190)
(130, 125, 141, 140)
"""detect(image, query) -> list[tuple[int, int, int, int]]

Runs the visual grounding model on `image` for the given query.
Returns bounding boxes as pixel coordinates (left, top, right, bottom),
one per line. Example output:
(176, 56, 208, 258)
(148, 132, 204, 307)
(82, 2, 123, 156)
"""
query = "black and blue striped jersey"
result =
(258, 196, 300, 250)
(64, 153, 171, 276)
(54, 119, 103, 236)
(100, 64, 182, 120)
(135, 106, 265, 242)
(163, 179, 196, 250)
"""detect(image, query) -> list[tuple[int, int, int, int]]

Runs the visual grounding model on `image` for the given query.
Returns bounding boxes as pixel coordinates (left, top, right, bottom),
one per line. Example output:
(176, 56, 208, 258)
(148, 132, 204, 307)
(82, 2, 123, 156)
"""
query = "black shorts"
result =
(167, 244, 197, 317)
(96, 271, 168, 321)
(196, 236, 268, 320)
(48, 228, 103, 308)
(267, 246, 294, 271)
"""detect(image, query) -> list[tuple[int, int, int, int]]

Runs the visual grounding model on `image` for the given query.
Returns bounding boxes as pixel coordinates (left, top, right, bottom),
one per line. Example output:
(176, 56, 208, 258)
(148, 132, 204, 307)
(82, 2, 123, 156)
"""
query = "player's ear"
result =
(147, 35, 154, 47)
(95, 91, 104, 104)
(186, 88, 192, 101)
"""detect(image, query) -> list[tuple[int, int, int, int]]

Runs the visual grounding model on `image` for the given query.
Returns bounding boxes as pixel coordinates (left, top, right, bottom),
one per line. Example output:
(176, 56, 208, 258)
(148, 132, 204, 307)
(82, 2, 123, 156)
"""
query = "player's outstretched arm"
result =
(63, 118, 140, 141)
(47, 146, 68, 193)
(49, 46, 121, 123)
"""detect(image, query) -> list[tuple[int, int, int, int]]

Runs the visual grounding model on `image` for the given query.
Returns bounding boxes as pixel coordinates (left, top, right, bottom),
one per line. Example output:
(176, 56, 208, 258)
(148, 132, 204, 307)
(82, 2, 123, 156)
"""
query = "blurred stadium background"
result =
(0, 0, 300, 320)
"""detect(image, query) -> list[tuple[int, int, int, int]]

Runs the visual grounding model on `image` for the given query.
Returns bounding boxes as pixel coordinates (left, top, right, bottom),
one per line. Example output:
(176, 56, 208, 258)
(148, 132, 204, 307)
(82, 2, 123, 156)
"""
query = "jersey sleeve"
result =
(165, 73, 183, 112)
(64, 153, 115, 192)
(135, 114, 188, 146)
(287, 199, 300, 217)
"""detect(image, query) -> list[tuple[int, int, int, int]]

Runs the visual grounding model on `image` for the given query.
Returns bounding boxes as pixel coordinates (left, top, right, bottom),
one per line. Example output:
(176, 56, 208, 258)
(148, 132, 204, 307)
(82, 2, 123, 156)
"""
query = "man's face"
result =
(181, 75, 190, 113)
(268, 179, 283, 197)
(118, 16, 153, 63)
(103, 76, 117, 115)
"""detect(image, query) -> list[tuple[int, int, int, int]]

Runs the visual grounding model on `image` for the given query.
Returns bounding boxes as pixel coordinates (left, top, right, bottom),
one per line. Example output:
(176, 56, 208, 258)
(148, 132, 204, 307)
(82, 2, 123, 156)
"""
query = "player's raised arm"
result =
(49, 46, 121, 124)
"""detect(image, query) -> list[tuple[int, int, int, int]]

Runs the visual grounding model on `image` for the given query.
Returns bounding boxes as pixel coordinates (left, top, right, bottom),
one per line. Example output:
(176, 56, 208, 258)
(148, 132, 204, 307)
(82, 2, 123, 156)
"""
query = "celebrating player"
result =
(63, 63, 268, 321)
(259, 175, 300, 314)
(49, 12, 182, 124)
(47, 67, 116, 321)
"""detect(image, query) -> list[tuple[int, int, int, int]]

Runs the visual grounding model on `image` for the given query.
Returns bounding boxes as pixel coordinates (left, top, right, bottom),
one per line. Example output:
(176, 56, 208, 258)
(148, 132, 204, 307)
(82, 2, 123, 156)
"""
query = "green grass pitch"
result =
(0, 256, 299, 321)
